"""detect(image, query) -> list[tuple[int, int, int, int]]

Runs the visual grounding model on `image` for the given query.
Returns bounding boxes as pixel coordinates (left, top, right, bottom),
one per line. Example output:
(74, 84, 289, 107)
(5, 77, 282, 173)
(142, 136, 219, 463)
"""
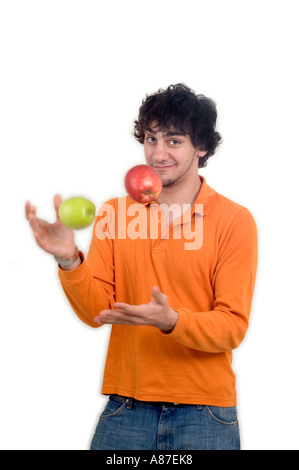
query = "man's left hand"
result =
(94, 286, 178, 333)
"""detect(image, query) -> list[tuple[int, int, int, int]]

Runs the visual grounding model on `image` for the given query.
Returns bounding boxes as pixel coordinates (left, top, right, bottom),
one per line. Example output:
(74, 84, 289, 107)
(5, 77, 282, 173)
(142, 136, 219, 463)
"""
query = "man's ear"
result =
(196, 148, 208, 158)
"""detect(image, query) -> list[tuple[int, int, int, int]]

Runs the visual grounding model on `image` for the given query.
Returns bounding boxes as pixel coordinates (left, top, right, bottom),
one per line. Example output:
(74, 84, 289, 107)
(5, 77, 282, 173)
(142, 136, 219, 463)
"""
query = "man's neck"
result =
(156, 175, 202, 226)
(157, 174, 202, 209)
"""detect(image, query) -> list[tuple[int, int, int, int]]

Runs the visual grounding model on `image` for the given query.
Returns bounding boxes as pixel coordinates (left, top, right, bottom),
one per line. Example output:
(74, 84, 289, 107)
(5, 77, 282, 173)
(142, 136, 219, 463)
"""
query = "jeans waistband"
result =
(110, 394, 203, 409)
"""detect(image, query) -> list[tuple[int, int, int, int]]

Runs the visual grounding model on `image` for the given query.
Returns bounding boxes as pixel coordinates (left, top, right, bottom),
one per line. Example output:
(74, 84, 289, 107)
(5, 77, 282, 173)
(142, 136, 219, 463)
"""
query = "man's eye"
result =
(146, 137, 156, 143)
(170, 139, 180, 145)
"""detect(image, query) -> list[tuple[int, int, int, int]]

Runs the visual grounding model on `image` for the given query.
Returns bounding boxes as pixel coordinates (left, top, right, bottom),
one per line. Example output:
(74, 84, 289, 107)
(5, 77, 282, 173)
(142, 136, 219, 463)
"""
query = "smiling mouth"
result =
(152, 164, 176, 170)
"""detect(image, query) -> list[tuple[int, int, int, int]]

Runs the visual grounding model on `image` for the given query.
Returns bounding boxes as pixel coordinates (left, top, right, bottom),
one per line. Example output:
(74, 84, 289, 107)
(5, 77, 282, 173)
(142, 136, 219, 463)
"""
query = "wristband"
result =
(54, 246, 79, 267)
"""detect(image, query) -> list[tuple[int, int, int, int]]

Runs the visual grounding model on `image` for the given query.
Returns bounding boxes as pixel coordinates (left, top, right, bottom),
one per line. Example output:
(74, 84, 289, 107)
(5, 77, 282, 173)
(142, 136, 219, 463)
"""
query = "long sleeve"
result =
(58, 217, 115, 328)
(166, 208, 258, 353)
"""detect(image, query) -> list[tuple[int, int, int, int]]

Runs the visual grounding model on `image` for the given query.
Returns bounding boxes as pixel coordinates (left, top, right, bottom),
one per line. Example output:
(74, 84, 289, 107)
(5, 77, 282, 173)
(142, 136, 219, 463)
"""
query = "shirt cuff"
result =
(160, 308, 190, 341)
(58, 251, 88, 282)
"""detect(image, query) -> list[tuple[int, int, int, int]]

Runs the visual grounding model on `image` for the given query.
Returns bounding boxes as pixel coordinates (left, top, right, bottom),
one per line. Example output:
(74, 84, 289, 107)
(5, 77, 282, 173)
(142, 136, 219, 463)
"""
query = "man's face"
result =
(144, 124, 206, 188)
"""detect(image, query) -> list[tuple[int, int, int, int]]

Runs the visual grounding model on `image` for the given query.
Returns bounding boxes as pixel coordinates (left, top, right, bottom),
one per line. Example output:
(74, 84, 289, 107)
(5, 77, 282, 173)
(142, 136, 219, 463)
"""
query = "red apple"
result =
(125, 164, 162, 203)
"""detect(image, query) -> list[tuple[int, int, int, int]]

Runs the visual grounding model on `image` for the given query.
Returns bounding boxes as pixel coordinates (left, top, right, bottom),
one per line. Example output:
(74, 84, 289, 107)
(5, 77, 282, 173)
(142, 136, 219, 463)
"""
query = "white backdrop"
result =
(1, 0, 298, 450)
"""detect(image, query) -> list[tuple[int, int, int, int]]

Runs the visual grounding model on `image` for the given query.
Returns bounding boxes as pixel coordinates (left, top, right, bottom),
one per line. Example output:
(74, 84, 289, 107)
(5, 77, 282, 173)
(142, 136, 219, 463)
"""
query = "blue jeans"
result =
(90, 395, 240, 450)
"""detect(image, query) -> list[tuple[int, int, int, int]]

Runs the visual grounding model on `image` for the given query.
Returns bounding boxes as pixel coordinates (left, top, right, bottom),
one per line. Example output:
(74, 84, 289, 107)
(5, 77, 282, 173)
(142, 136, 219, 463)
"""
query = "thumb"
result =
(151, 286, 168, 306)
(54, 194, 63, 220)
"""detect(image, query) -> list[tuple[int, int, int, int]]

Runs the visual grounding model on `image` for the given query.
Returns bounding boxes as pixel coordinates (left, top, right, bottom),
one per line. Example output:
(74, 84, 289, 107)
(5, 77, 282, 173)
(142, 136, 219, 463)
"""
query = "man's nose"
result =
(153, 142, 169, 162)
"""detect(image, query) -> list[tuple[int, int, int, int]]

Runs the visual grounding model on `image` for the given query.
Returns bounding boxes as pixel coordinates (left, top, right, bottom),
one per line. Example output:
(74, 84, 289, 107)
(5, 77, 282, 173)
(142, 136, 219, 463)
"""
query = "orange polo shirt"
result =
(59, 176, 258, 406)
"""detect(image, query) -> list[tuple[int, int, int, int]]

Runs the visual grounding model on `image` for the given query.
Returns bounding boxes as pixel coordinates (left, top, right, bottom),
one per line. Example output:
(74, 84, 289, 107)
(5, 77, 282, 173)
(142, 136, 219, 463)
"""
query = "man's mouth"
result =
(152, 164, 176, 170)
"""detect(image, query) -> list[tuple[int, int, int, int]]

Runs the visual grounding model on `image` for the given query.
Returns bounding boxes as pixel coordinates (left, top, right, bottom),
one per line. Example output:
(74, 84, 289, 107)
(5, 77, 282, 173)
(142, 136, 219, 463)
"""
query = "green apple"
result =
(59, 197, 96, 230)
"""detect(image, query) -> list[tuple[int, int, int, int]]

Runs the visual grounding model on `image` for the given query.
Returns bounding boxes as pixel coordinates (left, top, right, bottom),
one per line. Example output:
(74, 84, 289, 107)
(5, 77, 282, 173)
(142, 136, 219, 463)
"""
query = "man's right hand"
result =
(25, 194, 76, 260)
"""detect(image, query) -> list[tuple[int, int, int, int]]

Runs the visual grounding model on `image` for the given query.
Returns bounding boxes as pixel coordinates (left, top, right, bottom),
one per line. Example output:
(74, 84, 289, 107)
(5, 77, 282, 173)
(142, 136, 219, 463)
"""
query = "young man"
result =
(25, 84, 258, 450)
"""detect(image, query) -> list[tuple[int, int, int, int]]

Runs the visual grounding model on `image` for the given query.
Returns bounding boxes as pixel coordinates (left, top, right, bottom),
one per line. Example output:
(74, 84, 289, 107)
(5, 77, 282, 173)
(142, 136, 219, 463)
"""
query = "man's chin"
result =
(161, 174, 183, 188)
(162, 178, 177, 188)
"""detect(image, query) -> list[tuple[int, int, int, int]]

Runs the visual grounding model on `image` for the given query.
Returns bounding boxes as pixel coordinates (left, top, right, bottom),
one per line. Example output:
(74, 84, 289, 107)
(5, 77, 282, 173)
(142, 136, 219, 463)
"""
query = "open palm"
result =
(25, 194, 75, 259)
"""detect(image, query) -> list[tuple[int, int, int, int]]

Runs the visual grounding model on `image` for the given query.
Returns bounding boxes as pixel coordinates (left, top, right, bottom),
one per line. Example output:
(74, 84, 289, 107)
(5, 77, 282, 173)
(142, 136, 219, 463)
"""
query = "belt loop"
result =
(126, 398, 133, 409)
(197, 405, 203, 410)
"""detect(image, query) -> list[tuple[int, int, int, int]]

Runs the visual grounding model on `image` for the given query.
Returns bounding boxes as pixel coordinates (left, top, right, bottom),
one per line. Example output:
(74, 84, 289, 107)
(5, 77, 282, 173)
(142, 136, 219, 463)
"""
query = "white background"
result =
(1, 0, 298, 450)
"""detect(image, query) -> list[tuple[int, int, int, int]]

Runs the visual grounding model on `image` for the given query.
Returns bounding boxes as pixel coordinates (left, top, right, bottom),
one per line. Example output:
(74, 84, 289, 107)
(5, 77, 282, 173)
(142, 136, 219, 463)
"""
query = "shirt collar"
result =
(142, 175, 213, 217)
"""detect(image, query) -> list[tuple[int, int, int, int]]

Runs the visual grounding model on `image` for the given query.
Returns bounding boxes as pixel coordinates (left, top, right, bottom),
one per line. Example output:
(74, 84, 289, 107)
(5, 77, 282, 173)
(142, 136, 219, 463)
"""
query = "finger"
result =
(151, 285, 168, 306)
(33, 231, 44, 248)
(113, 302, 134, 311)
(28, 210, 38, 232)
(32, 230, 48, 252)
(54, 194, 63, 220)
(26, 203, 37, 224)
(93, 316, 104, 326)
(100, 317, 140, 325)
(97, 309, 140, 325)
(99, 308, 130, 318)
(25, 201, 31, 220)
(95, 313, 120, 325)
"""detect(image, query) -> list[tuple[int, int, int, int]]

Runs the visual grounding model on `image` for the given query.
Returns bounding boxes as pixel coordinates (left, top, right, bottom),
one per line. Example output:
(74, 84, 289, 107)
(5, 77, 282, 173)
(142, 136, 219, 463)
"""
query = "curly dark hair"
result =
(134, 83, 222, 168)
